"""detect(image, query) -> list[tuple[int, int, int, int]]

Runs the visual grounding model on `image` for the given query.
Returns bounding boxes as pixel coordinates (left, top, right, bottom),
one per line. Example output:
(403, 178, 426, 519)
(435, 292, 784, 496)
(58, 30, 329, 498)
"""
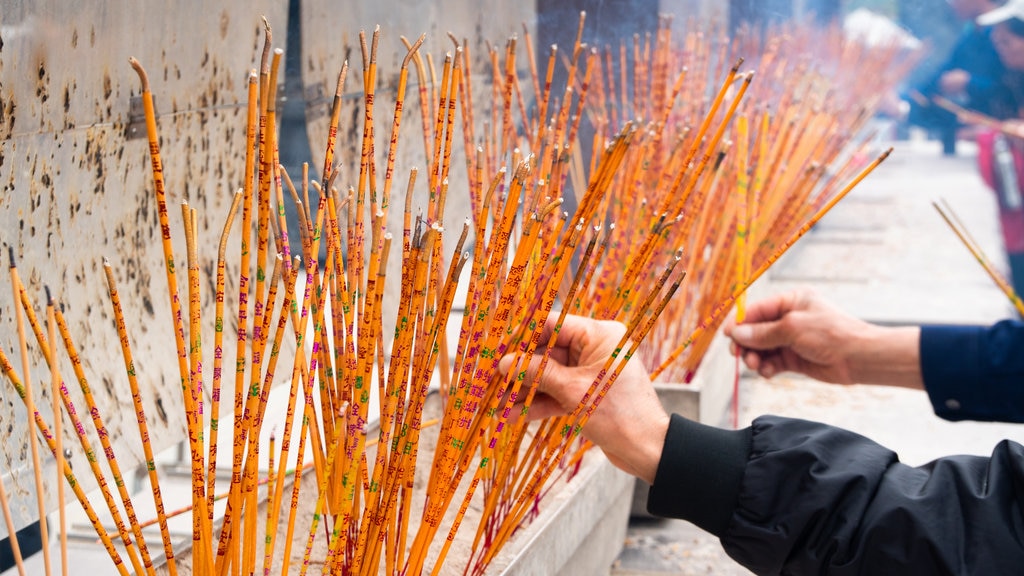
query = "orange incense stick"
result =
(130, 56, 211, 572)
(100, 261, 178, 576)
(0, 346, 131, 576)
(934, 200, 1024, 316)
(8, 249, 53, 576)
(45, 288, 68, 576)
(0, 468, 25, 576)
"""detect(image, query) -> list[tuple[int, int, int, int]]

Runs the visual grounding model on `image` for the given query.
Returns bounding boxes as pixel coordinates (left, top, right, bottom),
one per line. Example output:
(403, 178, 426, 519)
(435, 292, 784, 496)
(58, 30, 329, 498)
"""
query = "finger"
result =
(759, 353, 787, 378)
(547, 314, 626, 361)
(742, 349, 762, 372)
(730, 317, 797, 351)
(741, 348, 778, 378)
(735, 288, 815, 326)
(721, 310, 737, 335)
(521, 394, 565, 422)
(499, 350, 574, 401)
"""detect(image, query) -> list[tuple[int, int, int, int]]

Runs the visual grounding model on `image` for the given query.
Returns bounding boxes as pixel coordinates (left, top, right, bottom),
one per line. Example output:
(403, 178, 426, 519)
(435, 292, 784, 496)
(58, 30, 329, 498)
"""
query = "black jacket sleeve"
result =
(647, 414, 1024, 575)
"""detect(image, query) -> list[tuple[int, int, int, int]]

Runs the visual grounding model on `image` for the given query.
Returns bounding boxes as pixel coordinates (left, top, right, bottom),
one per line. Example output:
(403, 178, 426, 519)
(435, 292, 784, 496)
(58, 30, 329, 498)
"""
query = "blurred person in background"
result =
(974, 0, 1024, 306)
(900, 0, 1006, 155)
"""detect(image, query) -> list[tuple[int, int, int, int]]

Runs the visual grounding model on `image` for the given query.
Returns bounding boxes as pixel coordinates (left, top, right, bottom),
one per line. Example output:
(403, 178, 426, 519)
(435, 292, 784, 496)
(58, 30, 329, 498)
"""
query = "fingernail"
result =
(732, 325, 752, 342)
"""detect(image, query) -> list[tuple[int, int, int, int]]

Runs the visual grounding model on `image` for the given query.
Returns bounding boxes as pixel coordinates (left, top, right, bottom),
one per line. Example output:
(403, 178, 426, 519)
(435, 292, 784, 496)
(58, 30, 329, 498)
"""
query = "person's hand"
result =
(723, 289, 923, 388)
(498, 314, 668, 484)
(1004, 119, 1024, 140)
(876, 91, 909, 120)
(938, 69, 971, 97)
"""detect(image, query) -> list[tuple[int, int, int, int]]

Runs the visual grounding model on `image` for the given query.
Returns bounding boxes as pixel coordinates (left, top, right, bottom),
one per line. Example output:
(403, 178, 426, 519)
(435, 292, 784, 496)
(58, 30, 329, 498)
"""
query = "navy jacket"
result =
(922, 320, 1024, 422)
(648, 321, 1024, 574)
(915, 24, 1005, 116)
(906, 24, 1005, 131)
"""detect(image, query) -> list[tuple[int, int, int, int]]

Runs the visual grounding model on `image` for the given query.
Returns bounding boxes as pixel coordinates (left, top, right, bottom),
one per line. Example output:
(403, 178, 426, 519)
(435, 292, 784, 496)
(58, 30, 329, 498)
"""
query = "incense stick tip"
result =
(44, 285, 52, 304)
(7, 246, 15, 268)
(129, 57, 149, 90)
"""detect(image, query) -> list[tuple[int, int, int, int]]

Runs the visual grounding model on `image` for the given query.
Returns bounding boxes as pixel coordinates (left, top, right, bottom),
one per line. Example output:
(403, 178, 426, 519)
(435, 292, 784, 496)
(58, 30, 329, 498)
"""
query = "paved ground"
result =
(611, 133, 1024, 575)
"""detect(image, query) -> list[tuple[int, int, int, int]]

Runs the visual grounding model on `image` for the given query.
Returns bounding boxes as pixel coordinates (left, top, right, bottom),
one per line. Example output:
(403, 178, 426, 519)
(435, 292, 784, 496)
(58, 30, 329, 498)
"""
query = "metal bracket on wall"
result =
(125, 95, 156, 140)
(303, 82, 329, 121)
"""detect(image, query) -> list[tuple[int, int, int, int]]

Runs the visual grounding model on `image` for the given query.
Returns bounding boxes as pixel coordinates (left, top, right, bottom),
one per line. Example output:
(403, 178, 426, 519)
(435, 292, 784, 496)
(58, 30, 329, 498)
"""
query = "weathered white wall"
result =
(0, 0, 289, 536)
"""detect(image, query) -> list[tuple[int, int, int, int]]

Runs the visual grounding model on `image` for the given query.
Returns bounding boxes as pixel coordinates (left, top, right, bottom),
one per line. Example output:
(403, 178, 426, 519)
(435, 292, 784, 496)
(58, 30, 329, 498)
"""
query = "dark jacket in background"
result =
(907, 24, 1005, 130)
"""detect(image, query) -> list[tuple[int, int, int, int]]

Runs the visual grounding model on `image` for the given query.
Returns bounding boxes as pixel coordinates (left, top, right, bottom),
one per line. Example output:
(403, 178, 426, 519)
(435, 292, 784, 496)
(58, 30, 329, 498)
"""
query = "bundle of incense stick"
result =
(534, 16, 913, 382)
(0, 14, 894, 576)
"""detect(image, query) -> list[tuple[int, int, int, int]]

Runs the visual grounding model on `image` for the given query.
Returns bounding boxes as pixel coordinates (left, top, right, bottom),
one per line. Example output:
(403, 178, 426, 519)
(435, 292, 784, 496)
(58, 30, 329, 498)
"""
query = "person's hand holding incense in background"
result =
(725, 287, 1024, 423)
(1004, 118, 1024, 139)
(937, 68, 972, 99)
(722, 288, 923, 389)
(498, 314, 669, 484)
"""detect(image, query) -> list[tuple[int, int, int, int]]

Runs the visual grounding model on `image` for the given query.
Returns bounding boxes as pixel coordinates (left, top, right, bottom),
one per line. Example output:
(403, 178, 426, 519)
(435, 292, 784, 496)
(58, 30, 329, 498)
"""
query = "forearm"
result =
(846, 325, 924, 389)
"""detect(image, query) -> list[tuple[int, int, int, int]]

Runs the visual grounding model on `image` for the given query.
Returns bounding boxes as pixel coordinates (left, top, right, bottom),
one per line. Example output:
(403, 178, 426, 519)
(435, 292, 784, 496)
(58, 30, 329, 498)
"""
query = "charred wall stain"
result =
(36, 61, 48, 104)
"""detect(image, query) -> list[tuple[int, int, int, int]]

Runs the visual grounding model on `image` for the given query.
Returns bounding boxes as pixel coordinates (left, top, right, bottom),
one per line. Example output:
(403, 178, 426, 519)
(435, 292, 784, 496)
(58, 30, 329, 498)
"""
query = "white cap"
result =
(978, 0, 1024, 26)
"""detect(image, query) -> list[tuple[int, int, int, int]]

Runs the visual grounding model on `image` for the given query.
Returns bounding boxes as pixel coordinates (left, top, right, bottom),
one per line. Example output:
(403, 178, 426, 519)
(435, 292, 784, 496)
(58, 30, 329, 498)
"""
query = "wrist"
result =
(629, 411, 670, 484)
(847, 325, 923, 389)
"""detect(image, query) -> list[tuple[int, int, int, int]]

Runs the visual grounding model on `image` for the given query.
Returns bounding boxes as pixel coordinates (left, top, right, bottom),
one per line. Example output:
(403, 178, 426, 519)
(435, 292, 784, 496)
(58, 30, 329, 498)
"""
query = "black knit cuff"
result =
(647, 413, 752, 536)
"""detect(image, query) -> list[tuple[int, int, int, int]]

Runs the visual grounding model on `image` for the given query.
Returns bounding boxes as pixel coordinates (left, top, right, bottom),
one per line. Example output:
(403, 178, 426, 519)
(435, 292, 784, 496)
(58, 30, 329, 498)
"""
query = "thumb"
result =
(729, 319, 795, 351)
